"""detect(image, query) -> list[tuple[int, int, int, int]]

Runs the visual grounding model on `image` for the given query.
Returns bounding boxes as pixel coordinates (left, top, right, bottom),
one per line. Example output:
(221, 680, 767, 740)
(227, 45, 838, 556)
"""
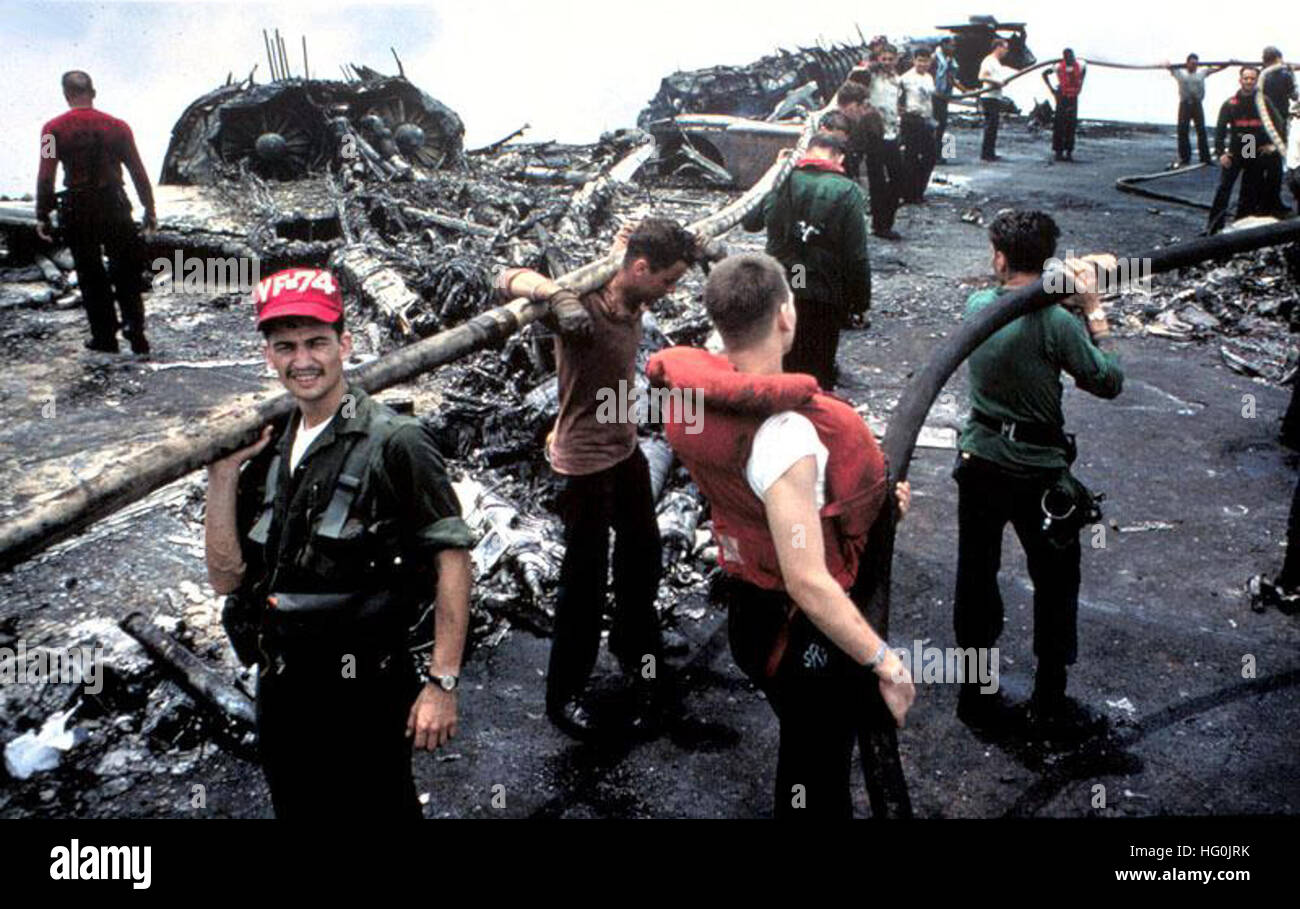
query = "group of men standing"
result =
(1199, 48, 1297, 234)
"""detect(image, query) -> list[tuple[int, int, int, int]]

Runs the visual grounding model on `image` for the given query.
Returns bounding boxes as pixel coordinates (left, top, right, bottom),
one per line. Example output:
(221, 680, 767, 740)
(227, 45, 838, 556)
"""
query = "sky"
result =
(0, 0, 1285, 195)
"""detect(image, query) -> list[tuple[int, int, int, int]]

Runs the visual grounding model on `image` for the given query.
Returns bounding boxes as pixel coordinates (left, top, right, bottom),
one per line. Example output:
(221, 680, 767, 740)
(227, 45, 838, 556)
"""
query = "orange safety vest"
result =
(646, 346, 888, 593)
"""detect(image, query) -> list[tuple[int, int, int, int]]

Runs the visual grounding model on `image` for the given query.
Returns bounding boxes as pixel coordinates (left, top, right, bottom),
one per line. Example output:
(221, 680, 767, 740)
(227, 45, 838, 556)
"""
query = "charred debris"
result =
(1, 33, 1298, 813)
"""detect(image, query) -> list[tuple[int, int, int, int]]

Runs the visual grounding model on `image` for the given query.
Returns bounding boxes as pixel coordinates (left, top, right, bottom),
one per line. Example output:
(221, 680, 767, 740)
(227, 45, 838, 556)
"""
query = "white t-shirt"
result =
(746, 412, 828, 509)
(979, 54, 1015, 99)
(900, 69, 936, 118)
(868, 74, 902, 139)
(289, 415, 333, 473)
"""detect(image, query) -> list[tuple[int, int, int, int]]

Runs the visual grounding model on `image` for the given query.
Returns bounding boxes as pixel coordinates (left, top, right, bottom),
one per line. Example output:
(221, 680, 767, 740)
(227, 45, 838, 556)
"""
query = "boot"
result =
(956, 681, 1022, 733)
(1027, 662, 1106, 739)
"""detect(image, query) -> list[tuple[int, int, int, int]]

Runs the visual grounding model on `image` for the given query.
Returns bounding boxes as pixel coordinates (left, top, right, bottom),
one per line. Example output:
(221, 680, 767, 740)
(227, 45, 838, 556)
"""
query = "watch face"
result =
(439, 675, 456, 691)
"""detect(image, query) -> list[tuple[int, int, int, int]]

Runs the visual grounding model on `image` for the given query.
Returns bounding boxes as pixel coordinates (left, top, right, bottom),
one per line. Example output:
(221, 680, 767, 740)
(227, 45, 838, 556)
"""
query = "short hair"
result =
(1187, 53, 1199, 62)
(808, 132, 846, 155)
(837, 81, 868, 106)
(818, 110, 853, 134)
(704, 253, 790, 349)
(1063, 47, 1075, 57)
(914, 48, 933, 58)
(987, 210, 1061, 274)
(1262, 46, 1282, 63)
(992, 38, 1009, 50)
(1241, 65, 1260, 77)
(873, 43, 898, 58)
(623, 218, 697, 272)
(260, 314, 346, 339)
(941, 37, 955, 47)
(61, 71, 94, 97)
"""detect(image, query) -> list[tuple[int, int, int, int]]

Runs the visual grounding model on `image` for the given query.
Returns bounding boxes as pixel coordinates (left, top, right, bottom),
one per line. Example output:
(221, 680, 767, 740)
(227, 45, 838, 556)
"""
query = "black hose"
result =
(854, 219, 1300, 817)
(1115, 162, 1212, 210)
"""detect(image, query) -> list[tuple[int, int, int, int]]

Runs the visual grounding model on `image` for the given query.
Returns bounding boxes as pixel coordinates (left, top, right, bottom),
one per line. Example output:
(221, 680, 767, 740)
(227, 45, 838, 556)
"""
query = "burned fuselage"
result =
(160, 68, 465, 185)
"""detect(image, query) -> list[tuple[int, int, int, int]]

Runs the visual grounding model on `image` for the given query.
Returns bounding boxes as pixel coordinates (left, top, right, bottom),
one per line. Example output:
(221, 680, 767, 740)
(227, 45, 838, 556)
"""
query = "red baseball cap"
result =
(252, 268, 344, 326)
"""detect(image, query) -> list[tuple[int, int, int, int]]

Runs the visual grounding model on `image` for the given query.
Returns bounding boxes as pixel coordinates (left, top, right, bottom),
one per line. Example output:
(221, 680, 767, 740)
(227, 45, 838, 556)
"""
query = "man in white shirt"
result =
(1167, 53, 1228, 166)
(647, 252, 915, 818)
(899, 49, 938, 202)
(978, 39, 1018, 161)
(864, 44, 905, 239)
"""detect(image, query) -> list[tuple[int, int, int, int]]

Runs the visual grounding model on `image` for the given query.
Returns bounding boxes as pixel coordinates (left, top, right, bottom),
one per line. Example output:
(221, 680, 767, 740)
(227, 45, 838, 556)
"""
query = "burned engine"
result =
(160, 66, 465, 185)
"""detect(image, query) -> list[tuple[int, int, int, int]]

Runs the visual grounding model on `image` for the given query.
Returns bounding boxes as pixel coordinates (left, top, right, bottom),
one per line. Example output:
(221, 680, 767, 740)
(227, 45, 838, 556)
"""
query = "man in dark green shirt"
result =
(953, 211, 1123, 738)
(205, 267, 474, 818)
(742, 132, 871, 389)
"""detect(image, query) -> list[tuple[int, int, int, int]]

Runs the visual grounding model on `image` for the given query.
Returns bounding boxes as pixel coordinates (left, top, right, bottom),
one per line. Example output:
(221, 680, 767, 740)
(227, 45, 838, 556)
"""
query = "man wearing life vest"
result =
(647, 253, 915, 818)
(1042, 49, 1086, 162)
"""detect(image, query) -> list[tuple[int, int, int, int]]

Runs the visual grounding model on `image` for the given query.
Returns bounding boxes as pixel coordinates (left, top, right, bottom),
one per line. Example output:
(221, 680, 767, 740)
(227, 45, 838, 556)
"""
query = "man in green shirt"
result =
(205, 267, 475, 818)
(741, 132, 871, 389)
(953, 210, 1123, 738)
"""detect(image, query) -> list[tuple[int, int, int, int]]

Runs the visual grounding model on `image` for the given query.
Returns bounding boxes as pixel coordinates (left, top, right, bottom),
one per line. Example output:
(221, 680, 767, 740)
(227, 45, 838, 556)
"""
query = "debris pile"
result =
(1108, 244, 1300, 382)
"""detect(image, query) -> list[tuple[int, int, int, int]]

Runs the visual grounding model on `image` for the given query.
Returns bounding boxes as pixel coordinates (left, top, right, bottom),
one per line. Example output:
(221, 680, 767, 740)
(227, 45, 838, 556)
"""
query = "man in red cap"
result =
(203, 267, 475, 818)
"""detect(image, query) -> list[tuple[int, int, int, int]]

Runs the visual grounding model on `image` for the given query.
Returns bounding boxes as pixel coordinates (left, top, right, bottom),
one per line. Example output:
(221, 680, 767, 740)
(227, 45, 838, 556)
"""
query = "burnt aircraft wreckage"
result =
(642, 15, 1035, 187)
(2, 17, 1300, 819)
(160, 63, 466, 185)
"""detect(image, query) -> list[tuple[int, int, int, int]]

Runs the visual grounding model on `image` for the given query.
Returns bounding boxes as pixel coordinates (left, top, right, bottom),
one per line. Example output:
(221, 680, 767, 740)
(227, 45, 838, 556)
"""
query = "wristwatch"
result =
(425, 671, 459, 691)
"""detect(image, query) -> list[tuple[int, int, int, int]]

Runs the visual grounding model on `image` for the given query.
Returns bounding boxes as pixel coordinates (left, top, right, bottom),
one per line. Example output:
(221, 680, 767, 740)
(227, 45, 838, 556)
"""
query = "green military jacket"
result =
(235, 384, 474, 603)
(742, 162, 872, 315)
(960, 286, 1124, 473)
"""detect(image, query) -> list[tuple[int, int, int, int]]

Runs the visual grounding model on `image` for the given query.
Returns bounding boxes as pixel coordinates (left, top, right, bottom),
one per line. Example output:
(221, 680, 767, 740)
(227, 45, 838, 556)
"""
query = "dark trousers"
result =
(953, 454, 1080, 668)
(933, 96, 950, 159)
(547, 446, 663, 707)
(1259, 151, 1287, 215)
(1280, 473, 1300, 591)
(58, 185, 146, 346)
(783, 296, 841, 390)
(863, 135, 902, 232)
(1207, 156, 1267, 234)
(1177, 99, 1210, 164)
(899, 113, 936, 201)
(257, 649, 423, 819)
(980, 98, 1001, 159)
(1052, 96, 1079, 154)
(723, 567, 889, 819)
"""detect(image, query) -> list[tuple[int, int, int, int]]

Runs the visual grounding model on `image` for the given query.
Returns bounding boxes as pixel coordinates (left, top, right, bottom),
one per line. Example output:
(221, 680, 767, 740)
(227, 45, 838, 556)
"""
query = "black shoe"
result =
(84, 338, 119, 354)
(873, 229, 902, 241)
(1065, 151, 1074, 162)
(957, 685, 1024, 734)
(547, 697, 598, 740)
(1054, 152, 1064, 161)
(1026, 694, 1109, 741)
(981, 154, 1003, 162)
(1250, 574, 1300, 615)
(125, 332, 151, 357)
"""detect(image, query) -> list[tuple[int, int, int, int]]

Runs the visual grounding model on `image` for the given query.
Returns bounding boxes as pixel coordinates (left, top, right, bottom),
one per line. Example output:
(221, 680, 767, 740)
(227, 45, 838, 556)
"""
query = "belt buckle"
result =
(1000, 420, 1017, 441)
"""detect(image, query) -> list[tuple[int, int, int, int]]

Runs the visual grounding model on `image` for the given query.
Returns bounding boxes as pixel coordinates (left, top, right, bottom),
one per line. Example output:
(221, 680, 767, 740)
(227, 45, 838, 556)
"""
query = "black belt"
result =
(970, 409, 1068, 448)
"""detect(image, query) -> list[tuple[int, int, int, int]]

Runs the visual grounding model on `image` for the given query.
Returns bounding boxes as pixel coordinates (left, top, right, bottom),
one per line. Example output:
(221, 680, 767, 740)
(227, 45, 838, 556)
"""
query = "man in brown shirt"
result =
(497, 219, 698, 738)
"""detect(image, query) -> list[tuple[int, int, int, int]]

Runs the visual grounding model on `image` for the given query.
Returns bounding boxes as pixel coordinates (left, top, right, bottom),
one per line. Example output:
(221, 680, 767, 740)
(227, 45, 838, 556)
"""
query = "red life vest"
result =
(645, 346, 888, 593)
(1057, 60, 1084, 99)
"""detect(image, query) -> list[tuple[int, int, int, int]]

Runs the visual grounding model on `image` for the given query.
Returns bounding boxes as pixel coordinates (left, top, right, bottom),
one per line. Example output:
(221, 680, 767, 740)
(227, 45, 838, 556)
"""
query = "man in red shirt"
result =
(1042, 49, 1087, 162)
(36, 71, 156, 355)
